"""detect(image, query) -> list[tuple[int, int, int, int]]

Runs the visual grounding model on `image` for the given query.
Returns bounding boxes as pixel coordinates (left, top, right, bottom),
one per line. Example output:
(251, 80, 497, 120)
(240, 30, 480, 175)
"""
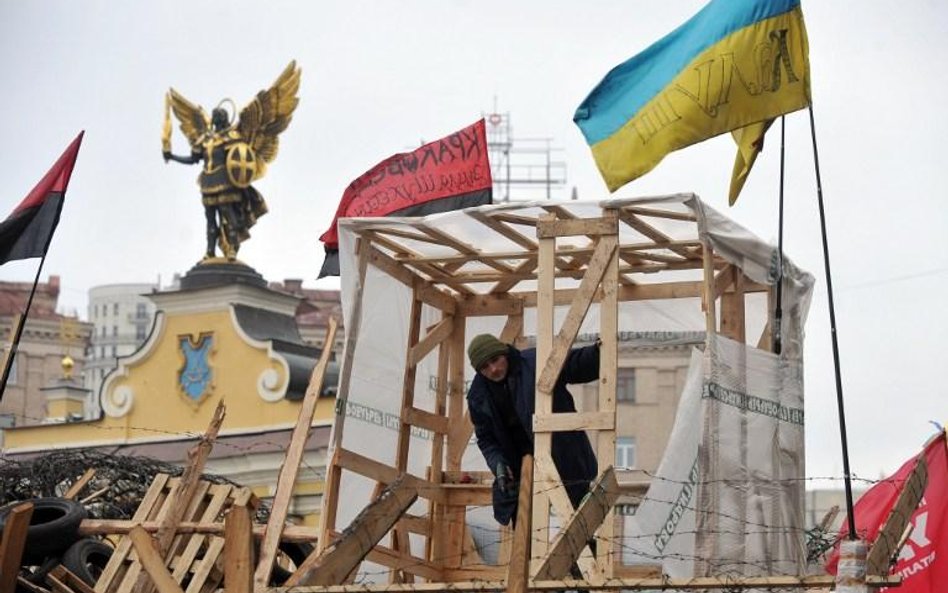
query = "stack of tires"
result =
(0, 498, 113, 586)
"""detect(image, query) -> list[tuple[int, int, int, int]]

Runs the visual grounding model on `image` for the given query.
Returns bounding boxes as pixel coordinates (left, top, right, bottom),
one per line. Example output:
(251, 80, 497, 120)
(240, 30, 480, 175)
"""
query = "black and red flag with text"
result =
(0, 131, 84, 265)
(318, 119, 492, 277)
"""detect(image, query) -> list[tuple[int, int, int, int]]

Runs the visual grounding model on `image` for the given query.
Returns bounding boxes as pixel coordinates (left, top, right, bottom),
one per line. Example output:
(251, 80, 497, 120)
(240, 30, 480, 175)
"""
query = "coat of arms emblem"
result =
(178, 333, 214, 404)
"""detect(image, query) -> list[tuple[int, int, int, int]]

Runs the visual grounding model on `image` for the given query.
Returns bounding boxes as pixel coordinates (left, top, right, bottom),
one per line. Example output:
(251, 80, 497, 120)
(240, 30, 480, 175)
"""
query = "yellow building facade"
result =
(3, 268, 337, 527)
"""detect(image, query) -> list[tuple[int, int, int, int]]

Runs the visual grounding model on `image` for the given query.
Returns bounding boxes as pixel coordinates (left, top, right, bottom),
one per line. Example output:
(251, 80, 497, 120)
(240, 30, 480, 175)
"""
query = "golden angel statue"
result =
(162, 61, 300, 261)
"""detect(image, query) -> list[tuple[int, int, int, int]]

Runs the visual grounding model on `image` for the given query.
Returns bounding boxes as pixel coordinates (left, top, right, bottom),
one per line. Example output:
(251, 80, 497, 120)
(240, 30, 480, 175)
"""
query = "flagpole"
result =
(0, 253, 50, 401)
(773, 116, 786, 355)
(808, 104, 857, 539)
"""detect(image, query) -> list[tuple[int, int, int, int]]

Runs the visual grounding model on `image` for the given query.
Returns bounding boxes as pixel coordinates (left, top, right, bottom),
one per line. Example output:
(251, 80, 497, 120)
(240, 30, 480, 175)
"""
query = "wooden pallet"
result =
(93, 473, 254, 593)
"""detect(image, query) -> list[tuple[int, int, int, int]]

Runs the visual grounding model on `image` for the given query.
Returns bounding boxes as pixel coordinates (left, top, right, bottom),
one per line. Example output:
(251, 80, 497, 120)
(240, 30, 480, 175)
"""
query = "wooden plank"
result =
(0, 502, 32, 593)
(132, 403, 226, 593)
(536, 217, 618, 239)
(63, 468, 96, 500)
(363, 543, 442, 581)
(536, 236, 615, 394)
(404, 406, 451, 435)
(255, 574, 901, 592)
(95, 473, 170, 593)
(80, 519, 316, 543)
(534, 467, 619, 580)
(533, 454, 575, 528)
(867, 455, 928, 575)
(498, 314, 524, 346)
(128, 526, 186, 593)
(456, 295, 524, 317)
(720, 269, 746, 343)
(506, 455, 533, 593)
(626, 205, 697, 222)
(254, 318, 338, 588)
(443, 486, 493, 507)
(701, 241, 717, 335)
(336, 447, 446, 504)
(223, 503, 253, 593)
(169, 482, 225, 584)
(442, 312, 468, 569)
(408, 316, 454, 366)
(48, 567, 96, 593)
(184, 537, 224, 593)
(425, 313, 451, 562)
(533, 411, 614, 433)
(532, 213, 556, 573)
(285, 477, 419, 586)
(595, 225, 619, 579)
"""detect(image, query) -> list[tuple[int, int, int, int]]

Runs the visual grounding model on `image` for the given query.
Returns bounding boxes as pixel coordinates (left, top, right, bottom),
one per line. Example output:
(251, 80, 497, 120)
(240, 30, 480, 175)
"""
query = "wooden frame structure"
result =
(314, 195, 793, 587)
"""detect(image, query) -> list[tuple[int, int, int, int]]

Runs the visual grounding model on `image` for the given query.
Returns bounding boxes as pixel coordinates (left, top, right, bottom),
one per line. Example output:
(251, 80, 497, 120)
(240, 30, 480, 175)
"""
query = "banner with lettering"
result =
(318, 119, 492, 277)
(826, 432, 948, 591)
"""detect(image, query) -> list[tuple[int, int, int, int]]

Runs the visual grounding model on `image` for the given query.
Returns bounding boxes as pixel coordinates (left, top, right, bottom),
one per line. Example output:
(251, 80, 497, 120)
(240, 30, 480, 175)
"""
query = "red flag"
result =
(0, 132, 84, 264)
(826, 432, 948, 590)
(318, 119, 492, 277)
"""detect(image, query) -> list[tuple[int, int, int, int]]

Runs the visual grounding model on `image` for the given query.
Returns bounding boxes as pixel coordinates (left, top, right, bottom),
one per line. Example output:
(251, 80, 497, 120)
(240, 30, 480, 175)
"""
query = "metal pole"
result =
(808, 104, 857, 538)
(774, 116, 786, 355)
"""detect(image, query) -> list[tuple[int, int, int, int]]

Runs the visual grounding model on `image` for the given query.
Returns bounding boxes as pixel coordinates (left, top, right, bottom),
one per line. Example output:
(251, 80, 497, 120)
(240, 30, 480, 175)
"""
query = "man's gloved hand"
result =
(495, 461, 516, 496)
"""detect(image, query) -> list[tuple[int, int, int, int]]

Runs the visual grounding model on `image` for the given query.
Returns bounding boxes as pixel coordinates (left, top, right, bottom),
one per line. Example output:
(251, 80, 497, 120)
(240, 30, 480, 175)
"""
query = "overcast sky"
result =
(1, 1, 946, 484)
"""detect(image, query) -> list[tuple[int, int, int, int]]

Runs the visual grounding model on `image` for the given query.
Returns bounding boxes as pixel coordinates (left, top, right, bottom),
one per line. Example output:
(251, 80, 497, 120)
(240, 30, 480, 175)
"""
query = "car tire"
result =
(61, 538, 114, 587)
(0, 498, 87, 564)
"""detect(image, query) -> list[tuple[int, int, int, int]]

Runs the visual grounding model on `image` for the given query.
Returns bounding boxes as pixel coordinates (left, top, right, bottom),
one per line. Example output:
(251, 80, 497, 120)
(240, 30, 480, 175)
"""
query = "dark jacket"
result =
(467, 344, 599, 525)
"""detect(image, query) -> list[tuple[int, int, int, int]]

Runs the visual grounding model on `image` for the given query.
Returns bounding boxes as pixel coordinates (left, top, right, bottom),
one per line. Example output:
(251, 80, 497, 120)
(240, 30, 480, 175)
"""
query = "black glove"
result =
(495, 461, 516, 496)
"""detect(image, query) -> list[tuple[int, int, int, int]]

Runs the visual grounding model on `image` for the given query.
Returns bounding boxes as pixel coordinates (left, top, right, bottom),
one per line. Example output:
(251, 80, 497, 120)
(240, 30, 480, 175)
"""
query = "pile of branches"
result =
(0, 449, 273, 521)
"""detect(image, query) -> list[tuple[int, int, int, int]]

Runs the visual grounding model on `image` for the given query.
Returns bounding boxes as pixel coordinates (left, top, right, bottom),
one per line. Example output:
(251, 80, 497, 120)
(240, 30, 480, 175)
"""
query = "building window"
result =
(136, 325, 146, 341)
(101, 326, 106, 337)
(100, 347, 105, 358)
(616, 437, 636, 469)
(93, 304, 98, 318)
(111, 346, 117, 357)
(617, 368, 636, 402)
(113, 303, 118, 315)
(136, 303, 147, 318)
(112, 325, 118, 337)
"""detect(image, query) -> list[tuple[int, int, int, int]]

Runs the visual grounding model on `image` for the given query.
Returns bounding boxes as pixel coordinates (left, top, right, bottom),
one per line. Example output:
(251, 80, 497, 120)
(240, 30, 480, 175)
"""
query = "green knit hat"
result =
(467, 334, 508, 370)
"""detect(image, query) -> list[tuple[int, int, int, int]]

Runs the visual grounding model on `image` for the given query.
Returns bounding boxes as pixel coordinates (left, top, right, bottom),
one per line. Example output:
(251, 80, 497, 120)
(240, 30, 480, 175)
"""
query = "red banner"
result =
(826, 432, 947, 591)
(319, 119, 491, 250)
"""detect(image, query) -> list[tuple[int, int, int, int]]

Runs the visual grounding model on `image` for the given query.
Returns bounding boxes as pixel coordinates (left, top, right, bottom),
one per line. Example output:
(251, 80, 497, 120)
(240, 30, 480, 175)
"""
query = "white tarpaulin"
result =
(329, 193, 813, 579)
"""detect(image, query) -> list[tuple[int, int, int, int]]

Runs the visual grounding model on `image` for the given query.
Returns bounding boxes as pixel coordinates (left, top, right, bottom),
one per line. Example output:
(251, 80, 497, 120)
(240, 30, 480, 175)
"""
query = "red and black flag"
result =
(0, 132, 84, 265)
(318, 119, 492, 277)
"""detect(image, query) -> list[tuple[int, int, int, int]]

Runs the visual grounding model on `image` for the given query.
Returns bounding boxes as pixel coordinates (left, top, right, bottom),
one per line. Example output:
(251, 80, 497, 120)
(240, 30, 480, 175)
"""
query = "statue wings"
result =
(167, 61, 301, 179)
(167, 88, 211, 148)
(236, 60, 301, 179)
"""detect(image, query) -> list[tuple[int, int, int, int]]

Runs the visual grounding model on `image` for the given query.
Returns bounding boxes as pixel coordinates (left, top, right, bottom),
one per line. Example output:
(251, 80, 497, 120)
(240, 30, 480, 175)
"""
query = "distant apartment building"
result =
(85, 283, 158, 413)
(0, 275, 92, 427)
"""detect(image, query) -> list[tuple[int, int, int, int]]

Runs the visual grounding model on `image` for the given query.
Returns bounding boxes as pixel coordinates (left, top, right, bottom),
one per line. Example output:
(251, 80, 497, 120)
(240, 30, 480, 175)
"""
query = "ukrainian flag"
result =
(574, 0, 810, 194)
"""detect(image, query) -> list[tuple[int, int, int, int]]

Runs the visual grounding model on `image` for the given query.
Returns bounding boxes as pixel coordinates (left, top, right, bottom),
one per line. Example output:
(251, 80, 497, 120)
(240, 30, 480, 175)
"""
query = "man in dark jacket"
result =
(466, 333, 599, 526)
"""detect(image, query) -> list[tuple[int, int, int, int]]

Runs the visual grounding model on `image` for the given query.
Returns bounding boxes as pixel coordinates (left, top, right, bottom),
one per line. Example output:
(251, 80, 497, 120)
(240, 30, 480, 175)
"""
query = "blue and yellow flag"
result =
(574, 0, 810, 199)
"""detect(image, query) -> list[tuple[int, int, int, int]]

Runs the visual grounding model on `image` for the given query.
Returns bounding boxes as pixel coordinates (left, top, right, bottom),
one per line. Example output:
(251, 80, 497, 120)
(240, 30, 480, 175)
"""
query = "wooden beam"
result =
(63, 468, 96, 500)
(536, 236, 615, 394)
(625, 205, 697, 222)
(409, 317, 454, 366)
(223, 503, 254, 593)
(254, 318, 339, 588)
(128, 526, 186, 593)
(534, 467, 619, 580)
(336, 447, 446, 504)
(47, 567, 96, 593)
(403, 406, 451, 435)
(0, 503, 31, 593)
(285, 477, 419, 586)
(533, 411, 614, 432)
(506, 455, 533, 593)
(255, 575, 901, 592)
(80, 519, 318, 543)
(867, 454, 929, 575)
(536, 217, 618, 239)
(132, 401, 226, 593)
(596, 226, 619, 579)
(366, 244, 458, 314)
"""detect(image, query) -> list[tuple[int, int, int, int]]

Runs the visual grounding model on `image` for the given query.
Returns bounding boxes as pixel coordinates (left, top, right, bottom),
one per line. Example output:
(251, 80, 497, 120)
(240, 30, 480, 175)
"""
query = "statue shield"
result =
(178, 333, 214, 405)
(226, 142, 257, 188)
